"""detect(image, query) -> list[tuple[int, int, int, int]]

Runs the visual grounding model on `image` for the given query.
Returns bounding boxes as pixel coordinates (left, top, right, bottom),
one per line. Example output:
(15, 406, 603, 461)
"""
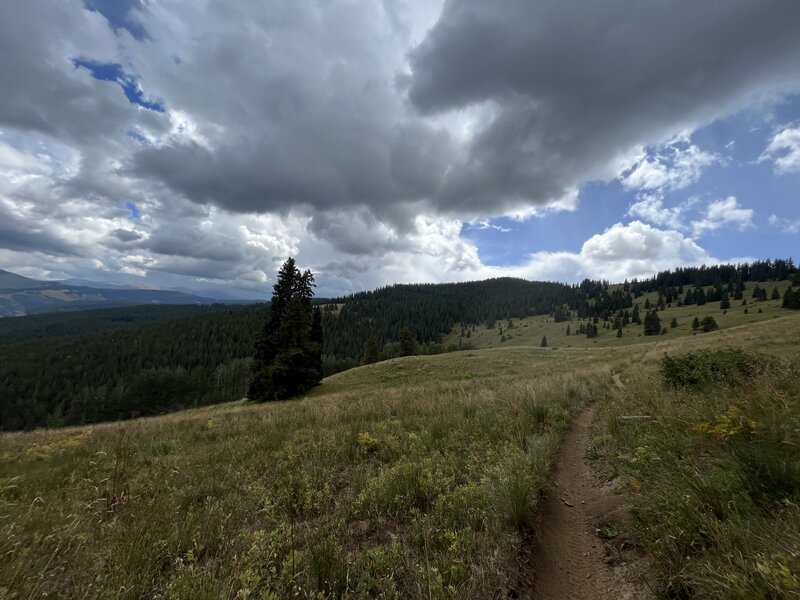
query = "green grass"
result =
(595, 319, 800, 599)
(446, 280, 795, 351)
(0, 348, 612, 599)
(2, 308, 799, 598)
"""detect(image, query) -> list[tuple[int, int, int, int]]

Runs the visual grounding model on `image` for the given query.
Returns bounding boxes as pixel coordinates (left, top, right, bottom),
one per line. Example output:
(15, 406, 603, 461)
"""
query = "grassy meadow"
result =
(593, 315, 800, 599)
(445, 280, 794, 350)
(1, 347, 616, 599)
(1, 291, 798, 598)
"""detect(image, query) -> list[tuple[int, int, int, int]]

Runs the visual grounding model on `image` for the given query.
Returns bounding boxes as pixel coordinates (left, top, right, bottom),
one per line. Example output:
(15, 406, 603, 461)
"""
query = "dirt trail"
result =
(528, 376, 652, 599)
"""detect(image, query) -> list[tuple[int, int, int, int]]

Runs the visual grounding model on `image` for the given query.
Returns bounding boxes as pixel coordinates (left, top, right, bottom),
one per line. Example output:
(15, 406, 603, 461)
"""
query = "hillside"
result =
(445, 279, 796, 350)
(2, 260, 798, 431)
(0, 269, 48, 290)
(0, 268, 219, 317)
(1, 314, 798, 598)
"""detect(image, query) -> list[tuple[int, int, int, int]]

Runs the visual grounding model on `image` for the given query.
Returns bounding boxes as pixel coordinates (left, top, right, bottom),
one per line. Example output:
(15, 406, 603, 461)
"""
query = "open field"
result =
(1, 346, 615, 598)
(445, 280, 795, 350)
(2, 312, 799, 598)
(593, 318, 800, 598)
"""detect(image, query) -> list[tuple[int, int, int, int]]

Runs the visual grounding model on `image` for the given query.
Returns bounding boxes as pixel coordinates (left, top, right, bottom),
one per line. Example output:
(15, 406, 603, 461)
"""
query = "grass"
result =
(0, 347, 611, 599)
(2, 302, 799, 598)
(446, 279, 795, 351)
(595, 318, 800, 598)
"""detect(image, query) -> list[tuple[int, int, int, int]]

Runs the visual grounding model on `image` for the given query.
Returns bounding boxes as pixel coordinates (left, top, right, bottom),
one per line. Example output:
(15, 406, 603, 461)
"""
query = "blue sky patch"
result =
(463, 98, 800, 268)
(73, 59, 164, 112)
(84, 0, 148, 40)
(124, 201, 141, 220)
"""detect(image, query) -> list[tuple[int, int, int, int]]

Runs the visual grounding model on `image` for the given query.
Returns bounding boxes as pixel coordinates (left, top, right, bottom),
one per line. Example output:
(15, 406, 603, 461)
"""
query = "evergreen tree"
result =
(691, 316, 700, 330)
(771, 287, 781, 300)
(565, 324, 571, 336)
(783, 288, 800, 309)
(398, 328, 417, 356)
(670, 317, 678, 328)
(363, 335, 380, 364)
(700, 316, 718, 332)
(249, 258, 322, 402)
(643, 310, 661, 336)
(696, 288, 706, 306)
(540, 335, 547, 347)
(616, 327, 623, 338)
(720, 292, 730, 310)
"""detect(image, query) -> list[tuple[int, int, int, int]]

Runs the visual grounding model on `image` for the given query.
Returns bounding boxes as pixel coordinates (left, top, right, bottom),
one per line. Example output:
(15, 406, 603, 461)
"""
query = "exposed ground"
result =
(530, 387, 653, 599)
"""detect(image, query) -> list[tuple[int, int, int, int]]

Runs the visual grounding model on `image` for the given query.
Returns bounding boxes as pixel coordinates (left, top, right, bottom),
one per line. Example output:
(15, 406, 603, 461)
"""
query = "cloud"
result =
(691, 196, 754, 236)
(760, 126, 800, 174)
(0, 0, 796, 296)
(768, 214, 800, 234)
(622, 142, 717, 193)
(627, 195, 686, 230)
(409, 0, 800, 210)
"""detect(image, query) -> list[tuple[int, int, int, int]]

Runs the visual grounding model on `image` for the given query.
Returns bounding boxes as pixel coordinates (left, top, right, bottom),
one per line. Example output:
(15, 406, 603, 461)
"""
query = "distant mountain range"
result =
(0, 269, 220, 317)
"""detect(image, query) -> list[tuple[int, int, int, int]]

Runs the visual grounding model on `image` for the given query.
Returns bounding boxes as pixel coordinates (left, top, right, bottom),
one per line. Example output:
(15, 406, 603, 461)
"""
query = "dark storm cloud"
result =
(129, 122, 452, 216)
(110, 228, 142, 242)
(408, 0, 800, 210)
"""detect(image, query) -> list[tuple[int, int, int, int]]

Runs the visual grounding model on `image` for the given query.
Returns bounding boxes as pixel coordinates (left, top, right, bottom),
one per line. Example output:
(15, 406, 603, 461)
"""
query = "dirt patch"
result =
(528, 386, 653, 599)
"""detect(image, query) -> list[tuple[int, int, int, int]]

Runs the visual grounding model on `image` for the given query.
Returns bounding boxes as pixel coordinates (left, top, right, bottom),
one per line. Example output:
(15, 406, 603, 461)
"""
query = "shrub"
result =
(661, 349, 777, 389)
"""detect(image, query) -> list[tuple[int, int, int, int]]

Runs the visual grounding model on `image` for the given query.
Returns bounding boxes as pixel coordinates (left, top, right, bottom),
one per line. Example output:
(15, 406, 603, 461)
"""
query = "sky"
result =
(0, 0, 798, 299)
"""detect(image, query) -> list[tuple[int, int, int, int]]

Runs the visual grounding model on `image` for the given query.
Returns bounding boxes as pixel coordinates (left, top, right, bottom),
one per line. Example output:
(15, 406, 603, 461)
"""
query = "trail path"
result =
(528, 375, 652, 599)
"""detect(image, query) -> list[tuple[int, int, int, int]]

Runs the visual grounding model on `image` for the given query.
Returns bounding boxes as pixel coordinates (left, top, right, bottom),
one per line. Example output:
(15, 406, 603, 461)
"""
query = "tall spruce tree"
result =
(249, 258, 322, 401)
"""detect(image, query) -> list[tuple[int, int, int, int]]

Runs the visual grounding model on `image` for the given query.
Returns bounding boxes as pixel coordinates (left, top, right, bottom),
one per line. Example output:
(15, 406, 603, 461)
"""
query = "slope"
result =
(3, 313, 797, 598)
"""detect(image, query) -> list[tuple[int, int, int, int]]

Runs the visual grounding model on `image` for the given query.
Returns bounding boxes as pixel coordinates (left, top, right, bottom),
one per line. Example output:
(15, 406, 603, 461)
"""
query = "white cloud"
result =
(691, 196, 754, 236)
(760, 126, 800, 174)
(768, 214, 800, 234)
(465, 219, 512, 233)
(622, 142, 717, 193)
(627, 195, 686, 230)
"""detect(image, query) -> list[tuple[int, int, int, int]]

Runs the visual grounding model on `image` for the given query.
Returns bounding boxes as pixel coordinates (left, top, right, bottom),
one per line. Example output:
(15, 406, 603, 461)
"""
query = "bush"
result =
(661, 349, 777, 389)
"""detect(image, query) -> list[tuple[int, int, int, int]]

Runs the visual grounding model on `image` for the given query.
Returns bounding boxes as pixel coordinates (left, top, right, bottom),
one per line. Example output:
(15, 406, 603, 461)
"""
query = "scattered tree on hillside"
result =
(565, 324, 571, 336)
(692, 316, 700, 331)
(700, 316, 718, 332)
(616, 327, 623, 338)
(772, 287, 781, 300)
(249, 257, 323, 402)
(783, 287, 800, 309)
(643, 310, 661, 336)
(670, 317, 678, 328)
(540, 335, 547, 348)
(696, 288, 706, 306)
(720, 292, 730, 310)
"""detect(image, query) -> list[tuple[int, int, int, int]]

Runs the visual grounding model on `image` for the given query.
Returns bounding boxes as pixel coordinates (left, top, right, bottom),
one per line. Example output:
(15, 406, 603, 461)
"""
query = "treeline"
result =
(2, 260, 797, 430)
(619, 258, 797, 295)
(0, 308, 261, 430)
(0, 303, 247, 344)
(324, 278, 580, 358)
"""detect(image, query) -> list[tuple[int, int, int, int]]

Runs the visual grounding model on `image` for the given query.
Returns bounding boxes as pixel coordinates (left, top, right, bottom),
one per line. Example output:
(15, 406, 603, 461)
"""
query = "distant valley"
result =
(0, 269, 224, 317)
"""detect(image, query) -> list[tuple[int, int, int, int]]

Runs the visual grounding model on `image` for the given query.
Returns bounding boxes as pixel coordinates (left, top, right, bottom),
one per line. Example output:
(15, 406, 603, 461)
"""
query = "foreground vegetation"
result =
(0, 348, 610, 598)
(595, 317, 800, 599)
(2, 310, 799, 597)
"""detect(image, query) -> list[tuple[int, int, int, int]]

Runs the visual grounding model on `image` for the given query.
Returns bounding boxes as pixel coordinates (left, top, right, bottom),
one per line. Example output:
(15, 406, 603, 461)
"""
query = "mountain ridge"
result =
(0, 268, 221, 317)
